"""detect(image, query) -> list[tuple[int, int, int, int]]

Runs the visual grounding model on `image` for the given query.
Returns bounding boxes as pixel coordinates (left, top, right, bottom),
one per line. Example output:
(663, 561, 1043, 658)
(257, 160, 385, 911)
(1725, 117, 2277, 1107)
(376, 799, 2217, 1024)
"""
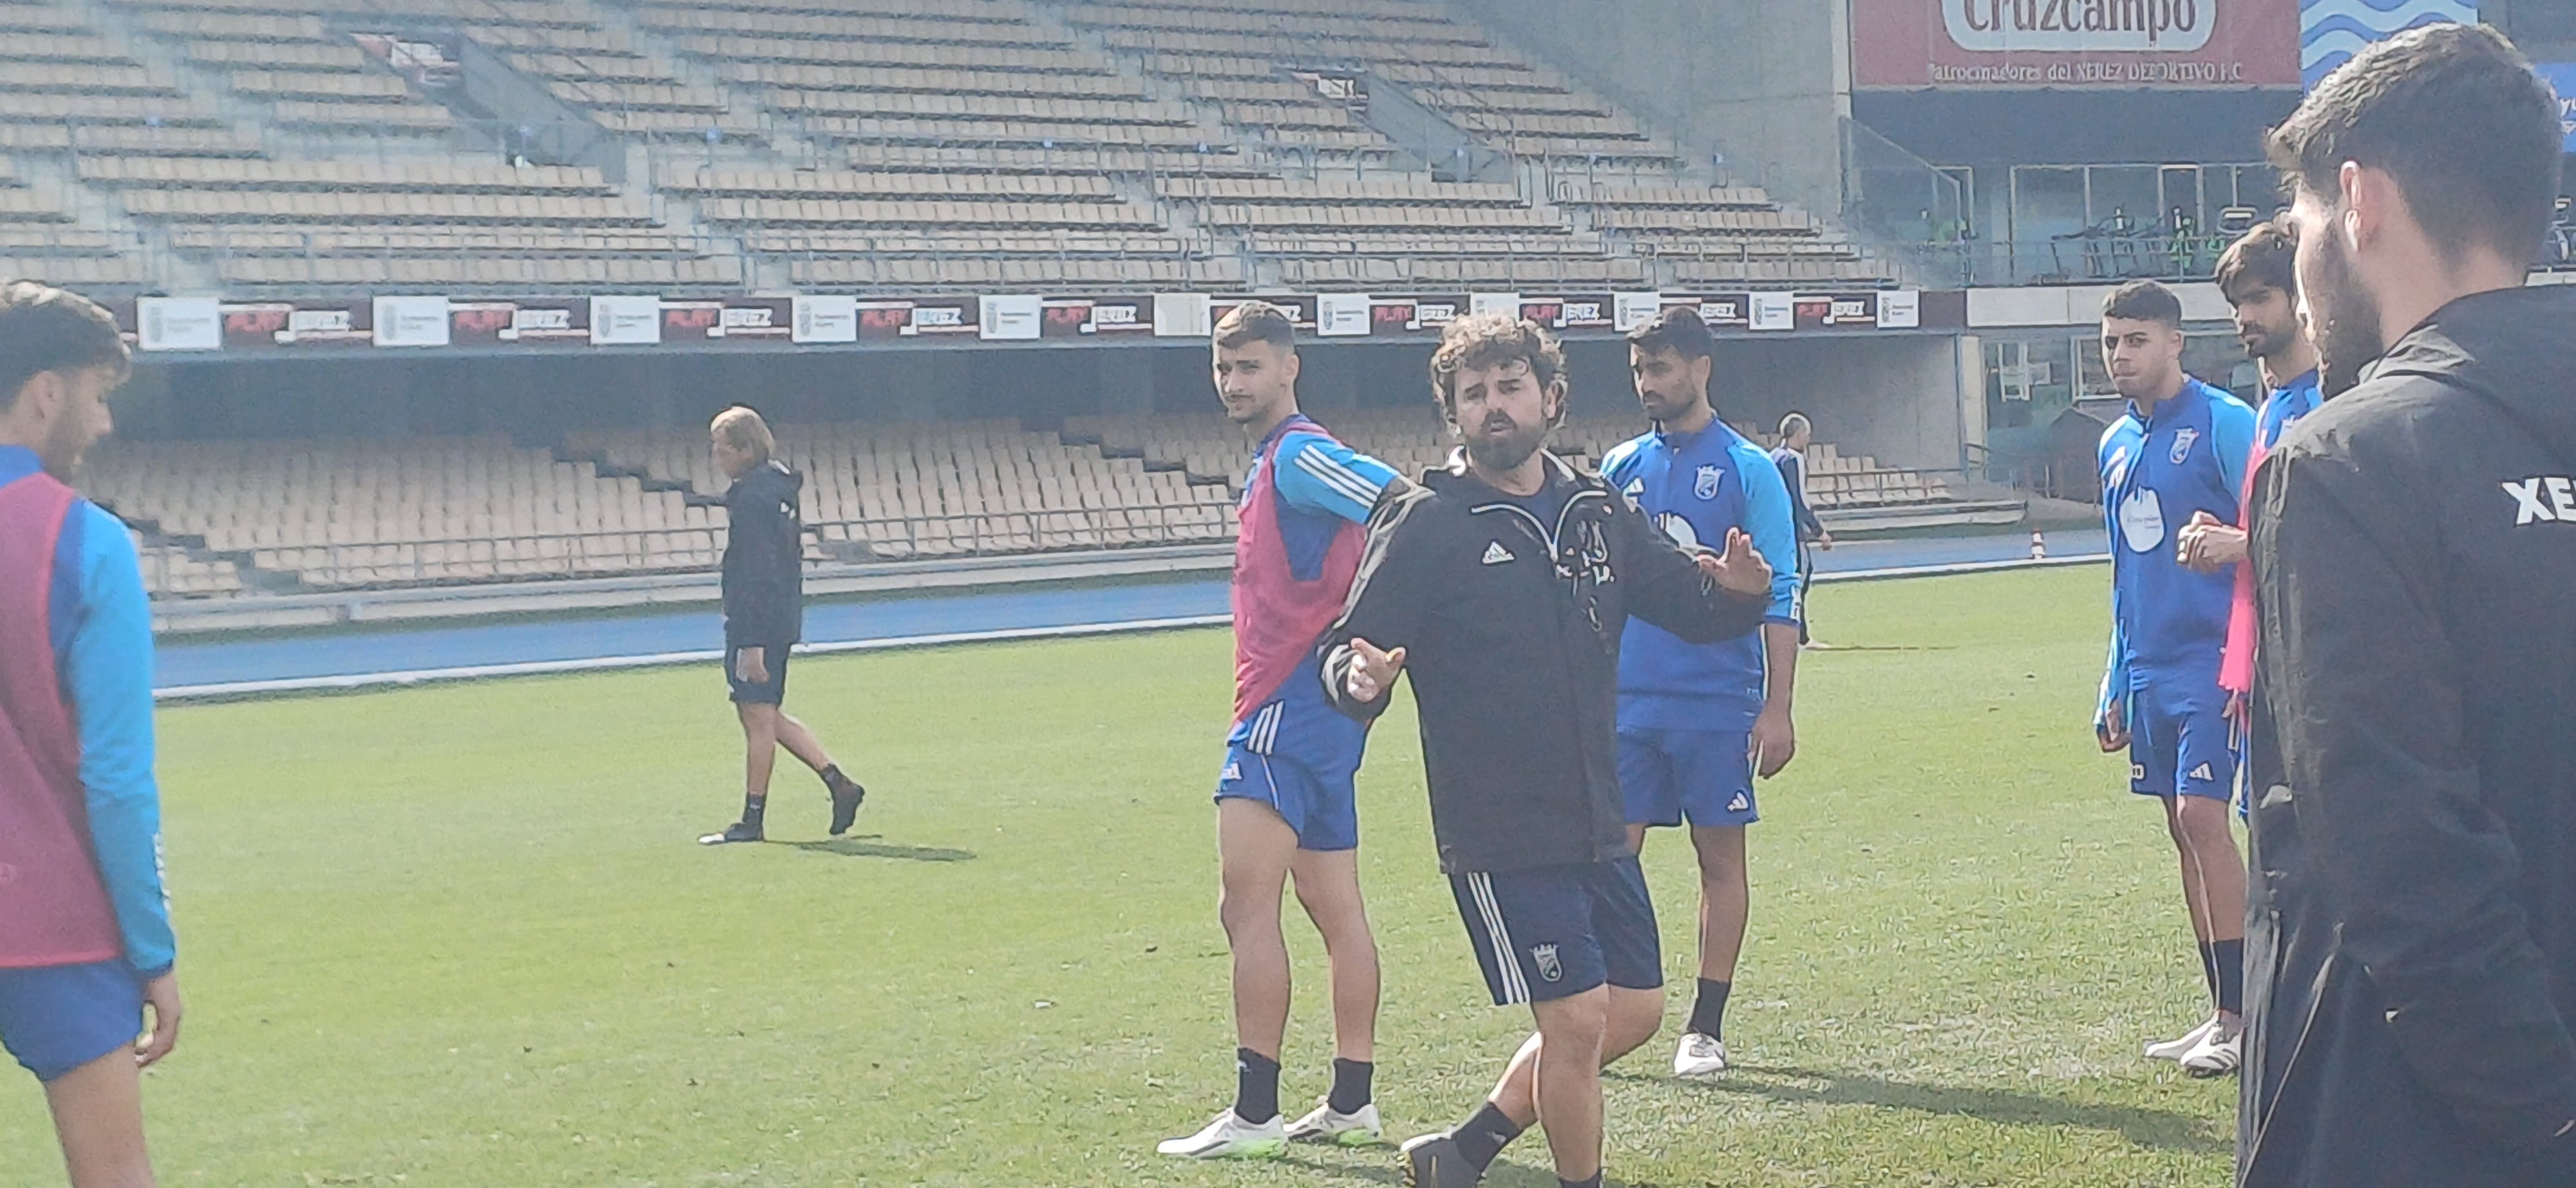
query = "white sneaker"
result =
(2145, 1013, 2219, 1062)
(1672, 1031, 1728, 1077)
(1285, 1098, 1382, 1145)
(1156, 1109, 1287, 1159)
(2180, 1020, 2243, 1078)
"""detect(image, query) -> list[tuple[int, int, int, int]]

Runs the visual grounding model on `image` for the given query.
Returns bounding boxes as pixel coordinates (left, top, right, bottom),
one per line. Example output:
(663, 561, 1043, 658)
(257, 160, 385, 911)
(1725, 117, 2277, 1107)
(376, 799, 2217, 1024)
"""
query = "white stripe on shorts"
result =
(1465, 872, 1529, 1005)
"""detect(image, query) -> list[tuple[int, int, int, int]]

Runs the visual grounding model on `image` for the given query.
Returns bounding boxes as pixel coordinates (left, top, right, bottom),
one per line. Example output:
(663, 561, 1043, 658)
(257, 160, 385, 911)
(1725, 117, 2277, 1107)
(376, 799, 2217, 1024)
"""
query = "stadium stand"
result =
(81, 434, 728, 589)
(0, 0, 1897, 293)
(569, 419, 1238, 560)
(75, 405, 1974, 600)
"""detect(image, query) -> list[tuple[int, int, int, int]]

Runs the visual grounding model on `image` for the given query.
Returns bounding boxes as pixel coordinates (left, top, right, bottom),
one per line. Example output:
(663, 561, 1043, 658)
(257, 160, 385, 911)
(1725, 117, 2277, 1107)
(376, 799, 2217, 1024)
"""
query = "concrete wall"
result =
(1462, 0, 1850, 214)
(1555, 335, 1968, 470)
(1712, 336, 1965, 471)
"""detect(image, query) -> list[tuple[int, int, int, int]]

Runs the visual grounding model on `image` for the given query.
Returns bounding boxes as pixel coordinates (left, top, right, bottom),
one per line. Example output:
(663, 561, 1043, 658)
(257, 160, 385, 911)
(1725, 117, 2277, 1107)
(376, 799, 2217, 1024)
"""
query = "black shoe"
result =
(826, 771, 867, 836)
(698, 820, 763, 845)
(1399, 1133, 1482, 1188)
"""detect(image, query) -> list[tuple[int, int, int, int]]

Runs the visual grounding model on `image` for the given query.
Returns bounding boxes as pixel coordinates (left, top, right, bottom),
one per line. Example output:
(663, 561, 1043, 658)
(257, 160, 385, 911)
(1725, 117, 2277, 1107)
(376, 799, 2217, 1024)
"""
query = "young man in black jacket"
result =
(1320, 316, 1773, 1188)
(2241, 23, 2576, 1185)
(699, 406, 866, 845)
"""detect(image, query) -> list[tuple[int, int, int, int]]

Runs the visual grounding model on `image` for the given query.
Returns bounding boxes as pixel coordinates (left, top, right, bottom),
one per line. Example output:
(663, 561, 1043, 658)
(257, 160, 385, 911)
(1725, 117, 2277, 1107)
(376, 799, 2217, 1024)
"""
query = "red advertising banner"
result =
(1853, 0, 2300, 89)
(660, 298, 795, 343)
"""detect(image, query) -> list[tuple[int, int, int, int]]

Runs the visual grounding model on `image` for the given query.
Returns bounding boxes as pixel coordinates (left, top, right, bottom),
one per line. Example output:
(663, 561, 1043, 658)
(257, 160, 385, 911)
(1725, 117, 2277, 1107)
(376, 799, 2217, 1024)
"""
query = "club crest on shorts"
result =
(1531, 944, 1562, 982)
(2170, 427, 2199, 465)
(1694, 464, 1722, 500)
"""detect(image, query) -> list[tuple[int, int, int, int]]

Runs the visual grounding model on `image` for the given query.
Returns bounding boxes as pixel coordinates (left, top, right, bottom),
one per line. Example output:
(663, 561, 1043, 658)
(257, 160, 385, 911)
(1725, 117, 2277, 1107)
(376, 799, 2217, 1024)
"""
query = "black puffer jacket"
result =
(1320, 452, 1767, 874)
(2243, 285, 2576, 1187)
(720, 459, 803, 647)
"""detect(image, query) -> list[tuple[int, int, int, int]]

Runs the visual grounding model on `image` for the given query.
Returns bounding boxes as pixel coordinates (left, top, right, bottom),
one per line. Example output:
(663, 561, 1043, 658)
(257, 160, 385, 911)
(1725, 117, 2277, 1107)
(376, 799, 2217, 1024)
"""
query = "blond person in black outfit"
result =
(699, 406, 866, 845)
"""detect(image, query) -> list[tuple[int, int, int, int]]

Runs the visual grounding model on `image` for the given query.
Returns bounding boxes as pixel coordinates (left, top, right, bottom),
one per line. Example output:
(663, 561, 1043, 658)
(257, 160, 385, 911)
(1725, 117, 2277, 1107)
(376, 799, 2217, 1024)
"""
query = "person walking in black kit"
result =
(2240, 23, 2576, 1186)
(1319, 315, 1774, 1188)
(700, 405, 866, 845)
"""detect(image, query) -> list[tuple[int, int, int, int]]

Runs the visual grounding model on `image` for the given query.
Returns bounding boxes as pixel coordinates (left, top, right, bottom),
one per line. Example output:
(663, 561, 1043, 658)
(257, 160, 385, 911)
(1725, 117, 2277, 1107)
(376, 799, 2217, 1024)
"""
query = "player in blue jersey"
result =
(2090, 280, 2259, 1078)
(1598, 307, 1803, 1078)
(1159, 302, 1405, 1159)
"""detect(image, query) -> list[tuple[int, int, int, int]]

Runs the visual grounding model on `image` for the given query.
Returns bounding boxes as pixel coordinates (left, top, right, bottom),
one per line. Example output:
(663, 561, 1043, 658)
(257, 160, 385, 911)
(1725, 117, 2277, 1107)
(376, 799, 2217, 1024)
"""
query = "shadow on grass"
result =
(783, 836, 978, 863)
(1283, 1150, 1403, 1186)
(1623, 1063, 2228, 1154)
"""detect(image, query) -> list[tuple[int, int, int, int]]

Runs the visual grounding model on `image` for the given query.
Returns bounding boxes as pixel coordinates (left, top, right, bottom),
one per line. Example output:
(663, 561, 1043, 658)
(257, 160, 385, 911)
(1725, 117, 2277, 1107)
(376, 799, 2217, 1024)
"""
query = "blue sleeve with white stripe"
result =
(1729, 438, 1801, 624)
(1274, 433, 1398, 525)
(2096, 422, 2133, 726)
(64, 504, 175, 978)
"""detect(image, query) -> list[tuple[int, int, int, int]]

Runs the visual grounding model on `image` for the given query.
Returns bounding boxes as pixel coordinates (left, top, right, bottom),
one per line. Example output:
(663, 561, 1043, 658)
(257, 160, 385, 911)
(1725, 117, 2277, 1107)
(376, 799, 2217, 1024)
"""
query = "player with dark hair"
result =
(2244, 23, 2576, 1185)
(1320, 314, 1774, 1188)
(2090, 280, 2258, 1078)
(1596, 307, 1802, 1078)
(2176, 220, 2322, 753)
(1160, 300, 1403, 1158)
(699, 405, 866, 845)
(0, 281, 182, 1188)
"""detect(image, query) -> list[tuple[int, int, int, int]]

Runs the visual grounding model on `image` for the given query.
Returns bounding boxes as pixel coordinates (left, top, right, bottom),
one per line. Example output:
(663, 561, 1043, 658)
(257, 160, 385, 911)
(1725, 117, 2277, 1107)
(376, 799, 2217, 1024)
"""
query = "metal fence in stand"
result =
(819, 501, 1238, 562)
(243, 499, 1242, 589)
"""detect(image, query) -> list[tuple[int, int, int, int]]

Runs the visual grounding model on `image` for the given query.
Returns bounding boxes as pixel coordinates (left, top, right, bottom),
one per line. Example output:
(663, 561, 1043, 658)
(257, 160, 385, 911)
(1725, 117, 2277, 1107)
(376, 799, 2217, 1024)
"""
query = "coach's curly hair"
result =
(1428, 313, 1567, 429)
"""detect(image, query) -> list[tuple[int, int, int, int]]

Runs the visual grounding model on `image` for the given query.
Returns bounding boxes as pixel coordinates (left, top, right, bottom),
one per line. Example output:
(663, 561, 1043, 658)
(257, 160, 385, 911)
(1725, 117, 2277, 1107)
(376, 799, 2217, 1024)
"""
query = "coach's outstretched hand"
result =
(1698, 528, 1772, 598)
(1345, 638, 1406, 704)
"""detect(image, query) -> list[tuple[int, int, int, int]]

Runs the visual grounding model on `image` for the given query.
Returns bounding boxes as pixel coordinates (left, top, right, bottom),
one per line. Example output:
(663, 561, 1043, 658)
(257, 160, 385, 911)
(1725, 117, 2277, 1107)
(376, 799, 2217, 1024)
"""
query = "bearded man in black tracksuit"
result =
(2240, 24, 2576, 1186)
(1320, 315, 1773, 1188)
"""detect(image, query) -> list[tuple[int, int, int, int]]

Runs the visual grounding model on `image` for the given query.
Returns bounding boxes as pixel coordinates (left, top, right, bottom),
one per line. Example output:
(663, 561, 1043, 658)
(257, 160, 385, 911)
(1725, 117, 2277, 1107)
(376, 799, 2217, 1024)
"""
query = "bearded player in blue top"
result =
(1598, 306, 1802, 1078)
(2091, 280, 2258, 1080)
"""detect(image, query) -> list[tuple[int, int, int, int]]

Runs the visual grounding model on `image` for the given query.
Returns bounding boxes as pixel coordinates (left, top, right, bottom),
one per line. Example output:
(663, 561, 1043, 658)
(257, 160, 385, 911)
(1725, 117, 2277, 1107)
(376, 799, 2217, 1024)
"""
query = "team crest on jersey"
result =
(1531, 944, 1563, 982)
(1694, 465, 1723, 500)
(2170, 428, 2199, 465)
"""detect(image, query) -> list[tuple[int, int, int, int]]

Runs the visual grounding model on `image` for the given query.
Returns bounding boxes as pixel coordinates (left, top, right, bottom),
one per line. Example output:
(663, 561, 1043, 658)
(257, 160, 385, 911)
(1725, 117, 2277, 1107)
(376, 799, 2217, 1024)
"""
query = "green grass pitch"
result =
(0, 566, 2237, 1187)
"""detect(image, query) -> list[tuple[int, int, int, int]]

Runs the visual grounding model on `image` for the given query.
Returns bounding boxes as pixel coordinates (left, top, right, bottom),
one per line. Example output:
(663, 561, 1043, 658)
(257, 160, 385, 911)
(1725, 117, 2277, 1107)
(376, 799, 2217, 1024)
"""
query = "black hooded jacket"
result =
(1319, 452, 1768, 874)
(2242, 286, 2576, 1187)
(720, 459, 803, 647)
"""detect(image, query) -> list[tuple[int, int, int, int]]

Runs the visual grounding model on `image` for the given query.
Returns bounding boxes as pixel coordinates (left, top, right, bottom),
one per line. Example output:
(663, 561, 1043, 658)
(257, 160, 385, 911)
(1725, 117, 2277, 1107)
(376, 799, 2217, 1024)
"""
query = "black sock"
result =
(741, 794, 765, 828)
(1233, 1048, 1280, 1124)
(2212, 939, 2245, 1017)
(2196, 940, 2219, 1006)
(1558, 1176, 1603, 1188)
(1687, 977, 1733, 1040)
(1328, 1057, 1372, 1115)
(1451, 1100, 1524, 1172)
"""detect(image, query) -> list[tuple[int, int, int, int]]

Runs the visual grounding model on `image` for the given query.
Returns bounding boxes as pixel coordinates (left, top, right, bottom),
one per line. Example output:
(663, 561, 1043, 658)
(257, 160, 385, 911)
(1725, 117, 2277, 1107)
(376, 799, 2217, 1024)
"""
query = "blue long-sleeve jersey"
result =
(3, 446, 175, 977)
(2096, 378, 2255, 723)
(1600, 419, 1799, 732)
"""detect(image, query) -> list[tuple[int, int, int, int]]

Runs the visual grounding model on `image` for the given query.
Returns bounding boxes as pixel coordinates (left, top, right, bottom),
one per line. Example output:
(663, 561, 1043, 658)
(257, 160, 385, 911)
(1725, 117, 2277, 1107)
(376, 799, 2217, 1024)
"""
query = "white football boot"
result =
(2145, 1013, 2219, 1062)
(1672, 1031, 1729, 1077)
(1156, 1109, 1287, 1159)
(1285, 1098, 1383, 1145)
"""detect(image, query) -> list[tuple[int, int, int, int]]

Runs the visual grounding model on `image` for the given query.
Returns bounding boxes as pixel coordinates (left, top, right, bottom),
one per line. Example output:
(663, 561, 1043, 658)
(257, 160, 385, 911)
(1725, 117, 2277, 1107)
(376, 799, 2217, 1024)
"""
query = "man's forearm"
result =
(1760, 621, 1798, 713)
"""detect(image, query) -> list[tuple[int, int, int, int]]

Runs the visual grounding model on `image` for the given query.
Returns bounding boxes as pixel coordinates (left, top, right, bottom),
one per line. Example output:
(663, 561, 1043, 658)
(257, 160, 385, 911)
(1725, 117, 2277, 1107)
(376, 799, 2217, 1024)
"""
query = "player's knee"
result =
(1608, 988, 1665, 1051)
(1535, 989, 1611, 1047)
